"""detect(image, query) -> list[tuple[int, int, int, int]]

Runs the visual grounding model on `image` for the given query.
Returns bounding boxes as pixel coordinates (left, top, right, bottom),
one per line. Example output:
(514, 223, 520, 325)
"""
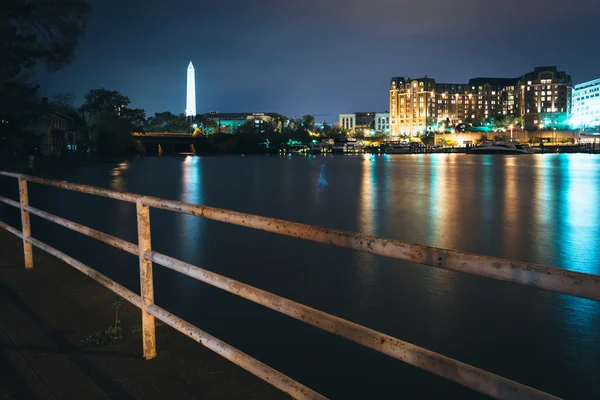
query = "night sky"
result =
(37, 0, 600, 122)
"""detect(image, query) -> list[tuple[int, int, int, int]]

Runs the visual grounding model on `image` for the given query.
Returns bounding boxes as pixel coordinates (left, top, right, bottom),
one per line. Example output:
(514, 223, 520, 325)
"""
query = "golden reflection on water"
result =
(426, 154, 458, 303)
(180, 156, 203, 259)
(503, 156, 519, 256)
(109, 161, 129, 191)
(359, 154, 376, 235)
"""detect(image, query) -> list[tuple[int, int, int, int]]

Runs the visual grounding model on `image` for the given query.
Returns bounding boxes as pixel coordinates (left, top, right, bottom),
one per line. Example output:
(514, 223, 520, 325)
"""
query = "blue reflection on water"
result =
(179, 156, 203, 260)
(354, 154, 380, 314)
(554, 155, 600, 378)
(560, 155, 600, 274)
(427, 155, 439, 245)
(318, 163, 328, 190)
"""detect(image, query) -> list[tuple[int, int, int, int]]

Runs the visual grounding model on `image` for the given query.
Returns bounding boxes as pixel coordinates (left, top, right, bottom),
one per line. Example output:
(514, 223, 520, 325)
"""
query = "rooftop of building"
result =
(574, 77, 600, 90)
(533, 66, 558, 73)
(468, 77, 519, 86)
(201, 112, 280, 119)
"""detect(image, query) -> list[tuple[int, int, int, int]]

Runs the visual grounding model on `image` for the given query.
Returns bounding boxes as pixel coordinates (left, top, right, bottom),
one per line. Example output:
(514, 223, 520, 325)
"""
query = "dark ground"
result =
(0, 228, 289, 400)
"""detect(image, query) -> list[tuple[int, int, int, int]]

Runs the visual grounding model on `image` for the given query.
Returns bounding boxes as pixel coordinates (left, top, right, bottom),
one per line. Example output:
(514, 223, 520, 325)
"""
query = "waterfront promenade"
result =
(0, 228, 285, 400)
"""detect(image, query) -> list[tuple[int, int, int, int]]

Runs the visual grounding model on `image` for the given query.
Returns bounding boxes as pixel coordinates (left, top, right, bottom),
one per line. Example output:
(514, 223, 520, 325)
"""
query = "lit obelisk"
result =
(185, 61, 196, 117)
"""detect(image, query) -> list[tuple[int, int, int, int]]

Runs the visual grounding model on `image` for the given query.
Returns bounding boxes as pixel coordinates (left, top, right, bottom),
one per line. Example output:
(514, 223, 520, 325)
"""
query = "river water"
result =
(2, 154, 600, 399)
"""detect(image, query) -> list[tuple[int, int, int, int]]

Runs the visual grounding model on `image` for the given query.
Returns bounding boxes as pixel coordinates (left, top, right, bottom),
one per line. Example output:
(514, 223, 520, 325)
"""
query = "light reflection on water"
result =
(24, 154, 600, 399)
(179, 156, 203, 261)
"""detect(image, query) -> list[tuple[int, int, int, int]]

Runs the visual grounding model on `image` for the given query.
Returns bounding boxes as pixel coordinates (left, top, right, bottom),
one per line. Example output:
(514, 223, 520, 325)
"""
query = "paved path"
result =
(0, 228, 287, 400)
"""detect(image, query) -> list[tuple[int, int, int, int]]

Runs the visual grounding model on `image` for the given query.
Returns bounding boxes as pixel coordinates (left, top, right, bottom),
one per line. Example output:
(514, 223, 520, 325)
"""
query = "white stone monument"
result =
(185, 61, 196, 117)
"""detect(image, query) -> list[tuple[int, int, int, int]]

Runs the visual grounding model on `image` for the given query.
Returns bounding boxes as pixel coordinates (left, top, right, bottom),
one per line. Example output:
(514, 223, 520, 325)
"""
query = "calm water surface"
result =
(2, 154, 600, 399)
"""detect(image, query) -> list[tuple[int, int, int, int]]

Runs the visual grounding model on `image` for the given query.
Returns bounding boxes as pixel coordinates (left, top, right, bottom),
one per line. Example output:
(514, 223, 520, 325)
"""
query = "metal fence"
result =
(1, 170, 598, 399)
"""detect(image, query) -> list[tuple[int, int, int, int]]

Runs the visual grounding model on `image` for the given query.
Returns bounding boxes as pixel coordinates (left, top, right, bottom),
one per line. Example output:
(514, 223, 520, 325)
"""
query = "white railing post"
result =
(18, 178, 33, 269)
(136, 201, 157, 359)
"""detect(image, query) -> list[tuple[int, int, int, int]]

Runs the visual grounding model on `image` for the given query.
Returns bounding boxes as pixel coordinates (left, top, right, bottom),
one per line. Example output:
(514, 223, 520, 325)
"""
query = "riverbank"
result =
(0, 228, 287, 399)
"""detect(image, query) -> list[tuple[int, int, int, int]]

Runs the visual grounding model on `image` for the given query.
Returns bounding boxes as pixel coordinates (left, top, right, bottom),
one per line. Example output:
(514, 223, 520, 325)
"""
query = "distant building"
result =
(375, 112, 390, 134)
(518, 66, 572, 130)
(338, 112, 386, 135)
(202, 112, 278, 133)
(389, 66, 572, 136)
(25, 98, 76, 155)
(389, 77, 436, 136)
(355, 112, 376, 135)
(572, 77, 600, 128)
(339, 114, 355, 131)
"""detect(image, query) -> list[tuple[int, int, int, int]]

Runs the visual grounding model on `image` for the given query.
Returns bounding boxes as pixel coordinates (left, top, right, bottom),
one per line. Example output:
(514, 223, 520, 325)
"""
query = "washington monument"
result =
(185, 61, 196, 117)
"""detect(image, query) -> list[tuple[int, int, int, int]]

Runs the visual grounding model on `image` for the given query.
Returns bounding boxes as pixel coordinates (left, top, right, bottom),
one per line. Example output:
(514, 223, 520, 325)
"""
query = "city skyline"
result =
(35, 0, 600, 122)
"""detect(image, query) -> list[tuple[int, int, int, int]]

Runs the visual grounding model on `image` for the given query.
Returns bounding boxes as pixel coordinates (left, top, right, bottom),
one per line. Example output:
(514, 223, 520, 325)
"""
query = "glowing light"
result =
(185, 61, 196, 117)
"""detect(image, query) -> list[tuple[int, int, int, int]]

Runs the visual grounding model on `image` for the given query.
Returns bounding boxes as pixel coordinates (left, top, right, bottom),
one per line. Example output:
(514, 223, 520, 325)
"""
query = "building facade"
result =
(375, 112, 390, 134)
(572, 77, 600, 129)
(354, 112, 376, 135)
(339, 114, 356, 131)
(339, 112, 389, 135)
(518, 66, 572, 130)
(389, 66, 572, 136)
(202, 112, 277, 134)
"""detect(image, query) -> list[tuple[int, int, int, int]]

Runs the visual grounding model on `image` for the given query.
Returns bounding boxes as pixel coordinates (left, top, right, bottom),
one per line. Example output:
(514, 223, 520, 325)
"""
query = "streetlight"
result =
(509, 124, 514, 140)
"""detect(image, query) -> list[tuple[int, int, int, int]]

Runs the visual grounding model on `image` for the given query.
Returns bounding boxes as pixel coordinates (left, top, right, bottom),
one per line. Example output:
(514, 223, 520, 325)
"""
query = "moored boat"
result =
(467, 141, 530, 154)
(385, 144, 411, 154)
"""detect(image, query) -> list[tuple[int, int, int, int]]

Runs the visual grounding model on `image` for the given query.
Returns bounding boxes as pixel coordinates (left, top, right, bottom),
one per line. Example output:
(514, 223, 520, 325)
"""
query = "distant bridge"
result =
(133, 133, 207, 155)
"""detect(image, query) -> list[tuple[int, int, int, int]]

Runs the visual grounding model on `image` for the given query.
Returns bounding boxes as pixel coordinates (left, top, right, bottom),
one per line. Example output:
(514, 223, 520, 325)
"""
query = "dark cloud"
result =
(36, 0, 600, 121)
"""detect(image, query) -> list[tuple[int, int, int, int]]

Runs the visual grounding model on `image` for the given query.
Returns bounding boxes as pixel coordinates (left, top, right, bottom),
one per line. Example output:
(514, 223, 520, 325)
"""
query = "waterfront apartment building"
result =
(518, 66, 572, 130)
(572, 78, 600, 128)
(375, 112, 390, 134)
(339, 114, 356, 131)
(339, 112, 388, 135)
(201, 112, 278, 133)
(355, 112, 376, 134)
(389, 66, 572, 136)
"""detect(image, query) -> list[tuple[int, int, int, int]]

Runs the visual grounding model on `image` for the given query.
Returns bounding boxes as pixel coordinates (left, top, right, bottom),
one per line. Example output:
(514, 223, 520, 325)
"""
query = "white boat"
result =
(467, 141, 530, 155)
(385, 144, 411, 154)
(521, 144, 542, 153)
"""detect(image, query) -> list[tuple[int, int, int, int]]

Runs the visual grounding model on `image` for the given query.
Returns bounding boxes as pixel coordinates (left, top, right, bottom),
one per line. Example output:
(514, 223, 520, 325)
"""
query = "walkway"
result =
(0, 229, 286, 400)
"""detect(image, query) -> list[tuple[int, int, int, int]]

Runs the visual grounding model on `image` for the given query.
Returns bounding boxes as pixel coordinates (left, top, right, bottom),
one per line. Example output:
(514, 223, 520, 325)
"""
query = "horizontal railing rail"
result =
(1, 170, 597, 399)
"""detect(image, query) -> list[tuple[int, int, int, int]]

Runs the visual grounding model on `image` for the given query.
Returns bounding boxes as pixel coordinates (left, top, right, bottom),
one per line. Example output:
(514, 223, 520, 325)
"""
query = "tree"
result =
(51, 92, 76, 111)
(0, 0, 90, 151)
(420, 133, 435, 146)
(1, 1, 91, 78)
(146, 111, 188, 133)
(325, 125, 346, 139)
(120, 108, 146, 130)
(438, 136, 458, 147)
(193, 114, 217, 133)
(90, 113, 137, 157)
(270, 113, 289, 133)
(82, 89, 130, 117)
(302, 114, 315, 131)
